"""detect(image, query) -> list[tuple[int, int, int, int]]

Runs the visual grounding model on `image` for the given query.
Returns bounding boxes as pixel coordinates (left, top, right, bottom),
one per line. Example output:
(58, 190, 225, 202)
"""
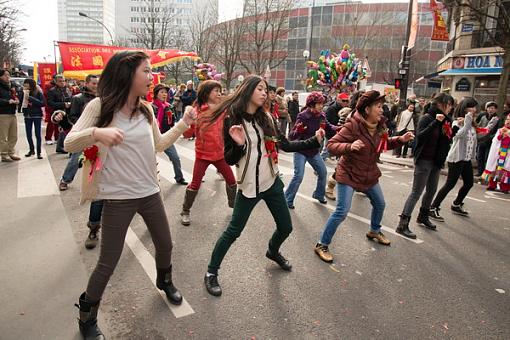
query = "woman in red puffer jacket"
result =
(180, 80, 237, 226)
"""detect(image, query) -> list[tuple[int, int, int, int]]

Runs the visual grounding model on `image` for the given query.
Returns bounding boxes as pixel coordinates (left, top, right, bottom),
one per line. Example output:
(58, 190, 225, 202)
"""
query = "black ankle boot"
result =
(156, 265, 182, 305)
(265, 249, 292, 271)
(75, 292, 105, 340)
(25, 150, 35, 157)
(395, 214, 417, 239)
(417, 208, 437, 230)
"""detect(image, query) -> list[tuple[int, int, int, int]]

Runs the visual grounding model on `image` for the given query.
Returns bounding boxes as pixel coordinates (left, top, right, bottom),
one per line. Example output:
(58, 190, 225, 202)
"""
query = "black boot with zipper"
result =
(395, 214, 417, 239)
(156, 265, 183, 305)
(75, 292, 105, 340)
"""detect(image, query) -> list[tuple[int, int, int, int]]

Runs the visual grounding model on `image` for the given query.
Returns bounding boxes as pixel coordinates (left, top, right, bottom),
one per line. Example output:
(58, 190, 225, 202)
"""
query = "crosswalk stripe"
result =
(124, 227, 195, 318)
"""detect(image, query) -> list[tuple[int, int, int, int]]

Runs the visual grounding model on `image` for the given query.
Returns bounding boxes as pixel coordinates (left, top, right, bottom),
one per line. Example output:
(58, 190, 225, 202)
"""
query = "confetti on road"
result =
(397, 278, 403, 282)
(355, 270, 363, 276)
(495, 289, 505, 294)
(443, 323, 449, 330)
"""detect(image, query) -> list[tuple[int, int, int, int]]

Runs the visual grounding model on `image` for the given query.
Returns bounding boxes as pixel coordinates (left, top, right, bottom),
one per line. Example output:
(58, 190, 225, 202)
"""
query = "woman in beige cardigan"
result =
(65, 51, 196, 340)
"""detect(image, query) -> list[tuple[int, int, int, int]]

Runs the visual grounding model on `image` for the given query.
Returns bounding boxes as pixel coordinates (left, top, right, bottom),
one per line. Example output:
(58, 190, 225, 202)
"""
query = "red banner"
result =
(57, 41, 199, 79)
(37, 63, 58, 91)
(146, 73, 163, 102)
(430, 0, 449, 41)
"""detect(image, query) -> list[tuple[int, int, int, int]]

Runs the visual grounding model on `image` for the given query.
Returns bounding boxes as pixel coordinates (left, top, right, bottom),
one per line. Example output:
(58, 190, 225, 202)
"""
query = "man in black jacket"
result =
(287, 91, 300, 132)
(47, 75, 72, 153)
(321, 92, 349, 160)
(0, 69, 21, 162)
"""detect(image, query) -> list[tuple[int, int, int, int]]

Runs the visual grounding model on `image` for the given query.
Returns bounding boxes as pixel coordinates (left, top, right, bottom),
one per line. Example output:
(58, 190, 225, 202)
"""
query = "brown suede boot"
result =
(325, 175, 336, 200)
(181, 188, 198, 226)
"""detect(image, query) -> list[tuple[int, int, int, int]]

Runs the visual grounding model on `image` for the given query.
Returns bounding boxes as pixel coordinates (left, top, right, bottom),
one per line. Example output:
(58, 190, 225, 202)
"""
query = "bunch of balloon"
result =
(193, 63, 224, 82)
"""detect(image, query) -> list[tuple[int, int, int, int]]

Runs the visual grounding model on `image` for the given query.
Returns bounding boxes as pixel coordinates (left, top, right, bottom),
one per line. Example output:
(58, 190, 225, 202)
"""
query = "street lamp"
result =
(303, 50, 310, 60)
(79, 11, 114, 45)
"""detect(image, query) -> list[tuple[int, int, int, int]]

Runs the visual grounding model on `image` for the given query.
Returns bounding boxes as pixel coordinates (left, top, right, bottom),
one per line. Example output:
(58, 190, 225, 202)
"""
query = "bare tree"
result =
(0, 0, 23, 68)
(237, 0, 293, 75)
(208, 17, 244, 89)
(188, 0, 218, 63)
(448, 0, 509, 116)
(164, 28, 193, 84)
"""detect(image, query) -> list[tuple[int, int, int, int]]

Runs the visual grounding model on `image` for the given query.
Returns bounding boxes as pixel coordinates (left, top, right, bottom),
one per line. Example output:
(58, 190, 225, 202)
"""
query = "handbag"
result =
(396, 114, 413, 136)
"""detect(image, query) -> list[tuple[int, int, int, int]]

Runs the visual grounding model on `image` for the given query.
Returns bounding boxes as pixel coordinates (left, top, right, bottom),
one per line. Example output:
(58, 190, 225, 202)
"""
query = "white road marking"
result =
(484, 191, 510, 202)
(295, 192, 424, 244)
(124, 227, 195, 318)
(464, 196, 486, 203)
(495, 289, 505, 294)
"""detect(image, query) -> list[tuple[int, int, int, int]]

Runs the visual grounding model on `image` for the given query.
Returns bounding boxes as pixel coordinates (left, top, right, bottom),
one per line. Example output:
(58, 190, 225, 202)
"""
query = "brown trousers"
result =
(86, 192, 173, 301)
(0, 114, 17, 156)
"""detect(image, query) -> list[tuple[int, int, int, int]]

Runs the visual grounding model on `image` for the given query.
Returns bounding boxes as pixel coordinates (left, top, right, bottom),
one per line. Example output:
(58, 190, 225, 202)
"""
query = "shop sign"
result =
(461, 23, 474, 33)
(465, 54, 503, 69)
(455, 77, 471, 92)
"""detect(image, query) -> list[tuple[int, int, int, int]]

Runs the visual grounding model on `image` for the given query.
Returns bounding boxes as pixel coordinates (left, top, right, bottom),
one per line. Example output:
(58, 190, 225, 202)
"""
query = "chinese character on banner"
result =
(92, 55, 104, 67)
(37, 63, 58, 90)
(71, 55, 83, 68)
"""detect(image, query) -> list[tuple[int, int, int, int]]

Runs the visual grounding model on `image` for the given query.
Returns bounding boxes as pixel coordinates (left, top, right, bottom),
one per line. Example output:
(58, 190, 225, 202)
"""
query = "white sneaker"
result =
(45, 140, 54, 145)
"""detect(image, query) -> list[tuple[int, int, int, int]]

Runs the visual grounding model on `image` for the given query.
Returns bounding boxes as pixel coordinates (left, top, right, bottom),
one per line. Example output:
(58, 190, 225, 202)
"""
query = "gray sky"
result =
(19, 0, 411, 65)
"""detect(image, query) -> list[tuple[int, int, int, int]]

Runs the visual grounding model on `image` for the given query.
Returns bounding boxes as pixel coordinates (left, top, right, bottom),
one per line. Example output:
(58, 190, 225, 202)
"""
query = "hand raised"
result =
(350, 139, 365, 152)
(229, 125, 245, 146)
(436, 114, 445, 122)
(399, 131, 414, 143)
(315, 128, 325, 143)
(93, 127, 124, 147)
(182, 107, 197, 126)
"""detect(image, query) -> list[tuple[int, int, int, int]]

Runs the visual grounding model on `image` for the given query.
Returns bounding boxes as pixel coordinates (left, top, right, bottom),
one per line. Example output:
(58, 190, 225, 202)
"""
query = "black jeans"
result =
(402, 159, 441, 216)
(431, 160, 474, 208)
(24, 117, 42, 154)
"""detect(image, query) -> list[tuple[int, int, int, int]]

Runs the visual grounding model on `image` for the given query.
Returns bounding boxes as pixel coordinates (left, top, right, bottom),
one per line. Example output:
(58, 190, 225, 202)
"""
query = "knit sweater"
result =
(446, 112, 477, 163)
(64, 97, 189, 204)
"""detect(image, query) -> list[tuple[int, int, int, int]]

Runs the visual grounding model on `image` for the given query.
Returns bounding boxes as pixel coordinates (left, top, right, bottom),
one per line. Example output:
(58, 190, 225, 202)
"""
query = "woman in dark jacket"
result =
(396, 93, 454, 238)
(20, 78, 45, 158)
(314, 90, 413, 263)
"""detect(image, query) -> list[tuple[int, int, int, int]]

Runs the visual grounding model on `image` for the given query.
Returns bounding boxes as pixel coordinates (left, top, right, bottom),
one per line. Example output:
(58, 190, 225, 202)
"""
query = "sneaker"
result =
(181, 213, 191, 226)
(366, 231, 391, 246)
(45, 140, 54, 145)
(451, 203, 469, 216)
(265, 250, 292, 271)
(59, 181, 69, 191)
(204, 274, 222, 296)
(314, 243, 333, 263)
(429, 207, 444, 222)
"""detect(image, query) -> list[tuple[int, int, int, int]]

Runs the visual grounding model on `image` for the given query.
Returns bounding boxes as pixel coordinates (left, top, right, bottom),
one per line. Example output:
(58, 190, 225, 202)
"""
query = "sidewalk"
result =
(0, 117, 108, 340)
(379, 152, 449, 176)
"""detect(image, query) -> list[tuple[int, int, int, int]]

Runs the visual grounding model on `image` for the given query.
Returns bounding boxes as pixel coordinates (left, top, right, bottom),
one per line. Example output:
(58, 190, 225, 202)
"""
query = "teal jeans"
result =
(208, 177, 292, 275)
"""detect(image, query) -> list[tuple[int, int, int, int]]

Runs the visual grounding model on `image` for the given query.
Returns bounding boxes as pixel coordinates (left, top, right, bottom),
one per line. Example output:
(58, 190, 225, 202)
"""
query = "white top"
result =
(98, 112, 160, 199)
(396, 109, 414, 132)
(237, 118, 276, 198)
(446, 112, 478, 163)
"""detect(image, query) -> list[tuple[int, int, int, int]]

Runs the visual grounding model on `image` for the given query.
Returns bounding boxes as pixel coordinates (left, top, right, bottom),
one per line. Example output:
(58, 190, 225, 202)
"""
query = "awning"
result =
(439, 68, 502, 76)
(415, 70, 444, 82)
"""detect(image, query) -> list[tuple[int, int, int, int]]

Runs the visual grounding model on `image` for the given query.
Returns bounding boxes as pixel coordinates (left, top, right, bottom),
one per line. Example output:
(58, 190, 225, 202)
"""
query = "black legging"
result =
(431, 160, 474, 208)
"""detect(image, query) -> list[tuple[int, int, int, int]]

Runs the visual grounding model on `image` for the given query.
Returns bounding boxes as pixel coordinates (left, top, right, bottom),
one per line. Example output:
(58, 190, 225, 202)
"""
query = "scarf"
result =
(154, 99, 170, 129)
(360, 116, 378, 136)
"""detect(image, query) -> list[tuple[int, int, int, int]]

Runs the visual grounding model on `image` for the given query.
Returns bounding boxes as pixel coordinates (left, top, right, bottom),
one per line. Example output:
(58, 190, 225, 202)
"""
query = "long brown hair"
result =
(96, 51, 152, 127)
(202, 75, 276, 137)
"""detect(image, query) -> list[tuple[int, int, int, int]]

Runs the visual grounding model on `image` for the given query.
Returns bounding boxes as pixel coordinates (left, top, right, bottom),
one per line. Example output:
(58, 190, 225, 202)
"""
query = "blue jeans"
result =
(88, 200, 104, 228)
(163, 145, 184, 182)
(285, 152, 327, 205)
(319, 183, 386, 245)
(320, 137, 329, 160)
(24, 117, 42, 154)
(61, 152, 81, 183)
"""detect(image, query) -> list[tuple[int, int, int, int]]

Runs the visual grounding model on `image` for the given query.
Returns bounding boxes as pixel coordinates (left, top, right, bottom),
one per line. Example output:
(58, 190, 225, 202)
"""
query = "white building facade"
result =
(58, 0, 116, 45)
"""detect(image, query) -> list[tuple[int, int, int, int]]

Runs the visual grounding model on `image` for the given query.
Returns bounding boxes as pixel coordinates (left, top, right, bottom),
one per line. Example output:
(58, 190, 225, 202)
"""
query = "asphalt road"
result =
(1, 122, 509, 339)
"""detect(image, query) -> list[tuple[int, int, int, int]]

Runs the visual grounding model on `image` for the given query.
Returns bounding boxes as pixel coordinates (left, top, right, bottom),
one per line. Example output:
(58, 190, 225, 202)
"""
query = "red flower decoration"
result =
(443, 121, 452, 139)
(83, 145, 99, 163)
(377, 130, 389, 153)
(264, 136, 279, 164)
